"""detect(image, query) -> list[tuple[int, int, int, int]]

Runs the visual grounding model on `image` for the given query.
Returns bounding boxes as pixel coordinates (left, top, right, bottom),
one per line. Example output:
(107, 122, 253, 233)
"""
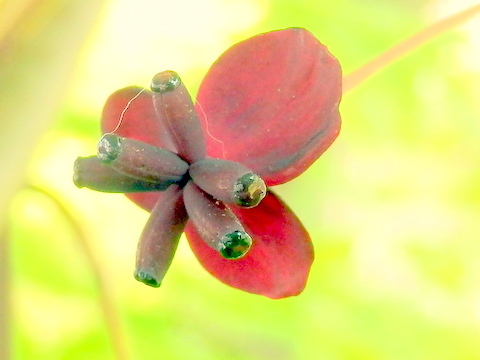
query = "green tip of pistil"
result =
(219, 230, 252, 259)
(233, 173, 266, 208)
(150, 71, 181, 93)
(134, 270, 161, 288)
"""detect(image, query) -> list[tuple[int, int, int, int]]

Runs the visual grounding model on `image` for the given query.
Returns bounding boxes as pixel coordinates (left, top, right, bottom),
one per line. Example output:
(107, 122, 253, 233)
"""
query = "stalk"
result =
(343, 4, 480, 93)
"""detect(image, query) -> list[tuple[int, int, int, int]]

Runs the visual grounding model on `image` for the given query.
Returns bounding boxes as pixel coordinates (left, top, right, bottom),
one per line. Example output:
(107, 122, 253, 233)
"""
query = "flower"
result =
(73, 28, 341, 299)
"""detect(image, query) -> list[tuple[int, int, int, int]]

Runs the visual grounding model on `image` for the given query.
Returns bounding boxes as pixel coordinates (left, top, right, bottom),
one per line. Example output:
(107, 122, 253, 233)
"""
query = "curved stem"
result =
(343, 3, 480, 93)
(27, 185, 130, 360)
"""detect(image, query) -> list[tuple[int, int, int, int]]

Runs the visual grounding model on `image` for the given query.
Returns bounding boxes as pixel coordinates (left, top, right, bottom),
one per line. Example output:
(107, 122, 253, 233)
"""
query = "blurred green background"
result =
(2, 0, 480, 359)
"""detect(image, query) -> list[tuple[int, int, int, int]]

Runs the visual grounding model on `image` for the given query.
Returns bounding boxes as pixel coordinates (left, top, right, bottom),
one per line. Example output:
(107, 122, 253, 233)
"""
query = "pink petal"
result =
(185, 191, 314, 299)
(195, 28, 342, 186)
(101, 86, 170, 210)
(101, 86, 175, 151)
(125, 191, 162, 212)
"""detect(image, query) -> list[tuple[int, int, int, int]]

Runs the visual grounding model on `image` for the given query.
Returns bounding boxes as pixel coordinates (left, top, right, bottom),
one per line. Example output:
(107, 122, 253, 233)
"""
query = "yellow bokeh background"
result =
(2, 0, 480, 359)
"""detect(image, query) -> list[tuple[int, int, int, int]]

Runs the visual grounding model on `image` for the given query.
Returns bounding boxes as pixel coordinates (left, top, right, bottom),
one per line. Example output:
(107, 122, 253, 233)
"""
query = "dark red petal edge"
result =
(185, 190, 314, 299)
(100, 86, 171, 210)
(195, 27, 342, 186)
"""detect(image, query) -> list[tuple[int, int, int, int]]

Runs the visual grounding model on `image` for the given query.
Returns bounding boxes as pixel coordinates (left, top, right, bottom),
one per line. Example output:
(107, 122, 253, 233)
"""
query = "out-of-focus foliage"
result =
(5, 0, 480, 359)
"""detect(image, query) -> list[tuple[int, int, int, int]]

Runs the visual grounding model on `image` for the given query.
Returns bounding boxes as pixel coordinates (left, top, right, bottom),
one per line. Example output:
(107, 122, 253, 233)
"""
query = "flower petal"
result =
(101, 86, 175, 151)
(100, 86, 173, 210)
(195, 28, 342, 185)
(126, 192, 162, 212)
(185, 190, 313, 299)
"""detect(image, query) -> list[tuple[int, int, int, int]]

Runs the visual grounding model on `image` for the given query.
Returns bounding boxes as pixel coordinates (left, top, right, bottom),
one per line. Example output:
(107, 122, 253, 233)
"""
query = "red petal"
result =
(195, 28, 342, 185)
(125, 191, 162, 212)
(101, 86, 171, 210)
(185, 191, 314, 298)
(101, 86, 176, 151)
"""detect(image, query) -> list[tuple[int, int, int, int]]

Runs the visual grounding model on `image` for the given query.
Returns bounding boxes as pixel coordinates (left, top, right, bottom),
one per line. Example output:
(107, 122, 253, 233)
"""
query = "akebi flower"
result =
(73, 28, 341, 299)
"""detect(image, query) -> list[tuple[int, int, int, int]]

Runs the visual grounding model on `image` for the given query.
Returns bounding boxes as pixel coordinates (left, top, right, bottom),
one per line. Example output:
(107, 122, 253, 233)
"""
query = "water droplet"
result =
(97, 133, 122, 162)
(233, 173, 266, 207)
(218, 230, 252, 259)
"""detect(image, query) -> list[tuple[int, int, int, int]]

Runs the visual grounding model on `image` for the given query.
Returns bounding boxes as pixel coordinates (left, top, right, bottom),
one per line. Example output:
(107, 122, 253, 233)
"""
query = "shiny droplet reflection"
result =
(218, 230, 252, 259)
(233, 173, 266, 207)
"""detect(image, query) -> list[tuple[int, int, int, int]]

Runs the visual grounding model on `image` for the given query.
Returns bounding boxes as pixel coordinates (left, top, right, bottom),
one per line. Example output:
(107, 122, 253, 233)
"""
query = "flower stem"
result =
(27, 185, 130, 360)
(343, 3, 480, 93)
